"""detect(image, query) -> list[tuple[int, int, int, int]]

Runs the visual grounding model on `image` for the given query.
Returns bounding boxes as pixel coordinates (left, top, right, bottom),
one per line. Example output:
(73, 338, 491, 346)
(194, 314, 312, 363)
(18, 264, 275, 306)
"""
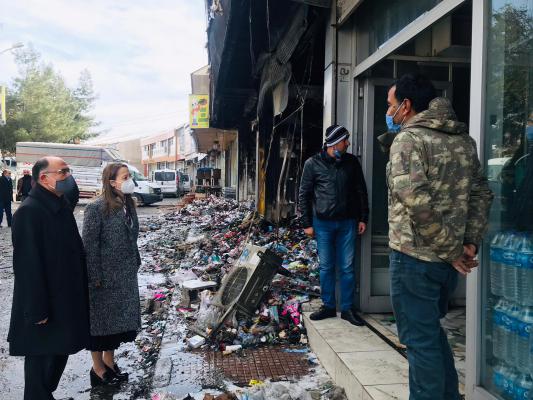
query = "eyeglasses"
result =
(42, 167, 72, 177)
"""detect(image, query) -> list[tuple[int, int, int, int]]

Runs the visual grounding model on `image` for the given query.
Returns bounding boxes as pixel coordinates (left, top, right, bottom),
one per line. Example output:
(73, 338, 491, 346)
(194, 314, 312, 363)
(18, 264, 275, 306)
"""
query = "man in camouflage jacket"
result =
(386, 74, 492, 400)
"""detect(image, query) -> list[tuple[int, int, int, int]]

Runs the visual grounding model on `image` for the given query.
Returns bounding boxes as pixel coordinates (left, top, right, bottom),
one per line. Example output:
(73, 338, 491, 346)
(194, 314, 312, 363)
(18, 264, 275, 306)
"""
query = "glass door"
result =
(477, 1, 533, 398)
(359, 77, 454, 312)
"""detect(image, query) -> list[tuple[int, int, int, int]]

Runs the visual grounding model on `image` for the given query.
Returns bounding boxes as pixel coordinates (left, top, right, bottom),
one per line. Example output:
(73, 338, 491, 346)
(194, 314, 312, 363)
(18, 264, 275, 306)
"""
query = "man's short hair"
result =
(394, 74, 436, 113)
(2, 170, 9, 176)
(32, 158, 49, 183)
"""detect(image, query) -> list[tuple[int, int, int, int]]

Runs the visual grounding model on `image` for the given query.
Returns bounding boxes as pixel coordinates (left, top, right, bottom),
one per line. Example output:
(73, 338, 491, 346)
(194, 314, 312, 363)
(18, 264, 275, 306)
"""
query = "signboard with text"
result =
(189, 94, 209, 129)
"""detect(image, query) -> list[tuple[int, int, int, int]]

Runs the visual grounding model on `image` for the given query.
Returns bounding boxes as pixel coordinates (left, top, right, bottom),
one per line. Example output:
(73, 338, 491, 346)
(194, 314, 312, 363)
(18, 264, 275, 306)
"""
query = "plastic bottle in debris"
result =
(493, 299, 507, 360)
(502, 232, 519, 302)
(513, 373, 533, 400)
(516, 306, 533, 372)
(490, 231, 505, 297)
(516, 233, 533, 306)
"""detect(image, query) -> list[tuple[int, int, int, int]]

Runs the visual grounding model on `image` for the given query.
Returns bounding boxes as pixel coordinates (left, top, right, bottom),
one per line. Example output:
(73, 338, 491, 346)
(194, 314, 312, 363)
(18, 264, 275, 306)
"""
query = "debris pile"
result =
(137, 196, 321, 351)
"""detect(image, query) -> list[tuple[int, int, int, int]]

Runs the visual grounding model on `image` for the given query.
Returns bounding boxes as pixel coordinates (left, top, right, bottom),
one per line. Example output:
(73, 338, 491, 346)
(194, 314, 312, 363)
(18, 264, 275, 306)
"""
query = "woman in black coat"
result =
(82, 163, 141, 387)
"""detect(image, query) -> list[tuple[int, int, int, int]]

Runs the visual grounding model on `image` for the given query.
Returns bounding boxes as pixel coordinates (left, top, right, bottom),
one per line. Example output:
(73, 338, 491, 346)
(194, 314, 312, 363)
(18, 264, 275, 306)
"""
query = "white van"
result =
(152, 169, 178, 197)
(178, 172, 191, 194)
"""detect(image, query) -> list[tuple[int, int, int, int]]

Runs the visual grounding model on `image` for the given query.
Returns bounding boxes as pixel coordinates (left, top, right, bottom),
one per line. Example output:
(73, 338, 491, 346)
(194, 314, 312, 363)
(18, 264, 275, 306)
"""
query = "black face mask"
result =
(54, 175, 77, 194)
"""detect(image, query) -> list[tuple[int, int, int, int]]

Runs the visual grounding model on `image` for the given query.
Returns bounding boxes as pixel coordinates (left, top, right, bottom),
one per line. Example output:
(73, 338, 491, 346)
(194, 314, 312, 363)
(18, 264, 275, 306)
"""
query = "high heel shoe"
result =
(105, 363, 129, 381)
(90, 368, 120, 387)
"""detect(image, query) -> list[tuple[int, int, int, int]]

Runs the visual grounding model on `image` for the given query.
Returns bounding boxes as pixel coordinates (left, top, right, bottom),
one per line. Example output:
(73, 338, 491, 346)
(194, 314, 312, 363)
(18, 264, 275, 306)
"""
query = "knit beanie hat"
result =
(324, 124, 350, 147)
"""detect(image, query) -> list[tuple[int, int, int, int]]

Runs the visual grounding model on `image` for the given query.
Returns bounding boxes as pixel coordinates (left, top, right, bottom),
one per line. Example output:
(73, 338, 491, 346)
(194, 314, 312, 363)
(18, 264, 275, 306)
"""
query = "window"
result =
(480, 1, 533, 397)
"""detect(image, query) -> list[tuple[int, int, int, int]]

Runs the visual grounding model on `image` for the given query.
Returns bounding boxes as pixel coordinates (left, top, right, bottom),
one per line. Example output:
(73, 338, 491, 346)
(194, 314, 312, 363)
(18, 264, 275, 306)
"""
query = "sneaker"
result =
(341, 310, 365, 326)
(309, 306, 336, 321)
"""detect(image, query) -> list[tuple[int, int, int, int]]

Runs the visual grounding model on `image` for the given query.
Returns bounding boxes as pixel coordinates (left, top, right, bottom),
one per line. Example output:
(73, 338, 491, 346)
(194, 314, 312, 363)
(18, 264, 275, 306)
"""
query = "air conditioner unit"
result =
(205, 244, 284, 337)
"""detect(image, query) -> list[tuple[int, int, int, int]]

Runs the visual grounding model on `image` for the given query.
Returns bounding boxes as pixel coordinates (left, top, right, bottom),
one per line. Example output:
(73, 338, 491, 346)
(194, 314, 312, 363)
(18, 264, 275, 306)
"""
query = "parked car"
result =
(152, 169, 178, 197)
(178, 172, 191, 194)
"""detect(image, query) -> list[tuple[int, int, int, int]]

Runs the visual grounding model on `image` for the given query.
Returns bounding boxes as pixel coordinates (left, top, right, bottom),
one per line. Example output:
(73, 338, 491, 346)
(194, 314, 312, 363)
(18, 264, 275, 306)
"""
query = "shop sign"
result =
(189, 94, 209, 129)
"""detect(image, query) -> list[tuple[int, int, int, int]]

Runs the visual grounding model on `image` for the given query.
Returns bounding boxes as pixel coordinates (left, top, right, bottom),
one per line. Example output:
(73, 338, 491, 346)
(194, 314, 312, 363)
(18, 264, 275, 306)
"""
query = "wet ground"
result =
(0, 199, 335, 400)
(0, 202, 172, 400)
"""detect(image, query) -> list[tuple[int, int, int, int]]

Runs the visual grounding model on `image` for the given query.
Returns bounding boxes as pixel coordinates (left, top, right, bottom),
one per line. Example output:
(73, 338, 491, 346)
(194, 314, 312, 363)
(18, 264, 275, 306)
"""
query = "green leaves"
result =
(0, 46, 99, 155)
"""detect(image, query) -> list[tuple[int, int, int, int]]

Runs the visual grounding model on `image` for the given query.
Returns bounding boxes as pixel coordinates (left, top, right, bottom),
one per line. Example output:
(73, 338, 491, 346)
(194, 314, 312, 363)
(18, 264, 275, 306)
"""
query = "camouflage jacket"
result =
(387, 97, 493, 264)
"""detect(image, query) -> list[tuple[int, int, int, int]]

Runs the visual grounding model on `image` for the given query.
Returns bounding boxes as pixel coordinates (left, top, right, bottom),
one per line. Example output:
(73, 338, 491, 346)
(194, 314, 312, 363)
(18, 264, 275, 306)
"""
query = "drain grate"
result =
(204, 346, 310, 385)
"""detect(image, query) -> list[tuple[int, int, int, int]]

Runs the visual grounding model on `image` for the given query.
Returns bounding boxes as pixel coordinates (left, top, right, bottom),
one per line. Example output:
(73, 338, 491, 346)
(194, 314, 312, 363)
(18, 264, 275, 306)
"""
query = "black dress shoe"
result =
(105, 363, 129, 381)
(90, 368, 120, 387)
(309, 306, 336, 321)
(341, 310, 365, 326)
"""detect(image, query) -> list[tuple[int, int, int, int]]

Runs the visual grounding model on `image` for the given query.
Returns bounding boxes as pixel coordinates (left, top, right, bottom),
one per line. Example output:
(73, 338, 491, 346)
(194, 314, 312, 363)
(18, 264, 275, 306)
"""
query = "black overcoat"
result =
(7, 184, 89, 356)
(0, 175, 13, 203)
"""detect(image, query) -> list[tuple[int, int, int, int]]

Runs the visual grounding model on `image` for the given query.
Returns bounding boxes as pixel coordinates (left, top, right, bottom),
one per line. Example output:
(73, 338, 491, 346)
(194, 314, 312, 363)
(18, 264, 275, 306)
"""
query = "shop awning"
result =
(190, 128, 237, 154)
(184, 152, 208, 162)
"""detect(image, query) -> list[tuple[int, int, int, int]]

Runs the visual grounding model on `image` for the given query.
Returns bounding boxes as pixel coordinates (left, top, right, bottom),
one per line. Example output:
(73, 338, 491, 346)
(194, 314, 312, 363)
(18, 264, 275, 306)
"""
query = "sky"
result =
(0, 0, 208, 144)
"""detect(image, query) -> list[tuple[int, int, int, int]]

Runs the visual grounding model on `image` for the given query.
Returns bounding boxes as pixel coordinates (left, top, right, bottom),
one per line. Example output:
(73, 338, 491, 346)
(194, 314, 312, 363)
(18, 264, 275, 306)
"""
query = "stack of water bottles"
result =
(490, 231, 533, 399)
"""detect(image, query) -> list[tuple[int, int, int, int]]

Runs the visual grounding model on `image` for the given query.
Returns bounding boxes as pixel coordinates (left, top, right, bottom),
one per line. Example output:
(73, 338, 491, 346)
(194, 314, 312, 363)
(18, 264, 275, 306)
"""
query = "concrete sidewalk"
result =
(304, 312, 410, 400)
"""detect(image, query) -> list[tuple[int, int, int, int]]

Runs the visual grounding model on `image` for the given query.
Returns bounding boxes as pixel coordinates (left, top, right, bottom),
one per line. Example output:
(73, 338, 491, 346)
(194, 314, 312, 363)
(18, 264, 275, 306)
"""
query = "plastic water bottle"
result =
(513, 373, 532, 400)
(516, 307, 533, 372)
(516, 233, 533, 306)
(491, 232, 505, 297)
(494, 299, 508, 360)
(504, 302, 521, 366)
(493, 362, 507, 395)
(504, 368, 519, 400)
(503, 232, 519, 302)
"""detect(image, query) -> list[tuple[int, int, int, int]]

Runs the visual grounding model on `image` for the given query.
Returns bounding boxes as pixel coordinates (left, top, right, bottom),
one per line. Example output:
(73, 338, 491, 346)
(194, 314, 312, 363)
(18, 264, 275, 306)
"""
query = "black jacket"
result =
(298, 151, 369, 228)
(8, 184, 89, 356)
(17, 175, 33, 196)
(0, 175, 13, 203)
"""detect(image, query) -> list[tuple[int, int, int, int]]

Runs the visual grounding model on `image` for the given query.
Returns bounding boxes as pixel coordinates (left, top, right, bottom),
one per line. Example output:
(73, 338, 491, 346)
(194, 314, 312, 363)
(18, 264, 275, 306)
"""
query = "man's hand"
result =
(463, 244, 477, 259)
(358, 222, 367, 235)
(452, 255, 479, 276)
(36, 318, 48, 325)
(304, 227, 314, 237)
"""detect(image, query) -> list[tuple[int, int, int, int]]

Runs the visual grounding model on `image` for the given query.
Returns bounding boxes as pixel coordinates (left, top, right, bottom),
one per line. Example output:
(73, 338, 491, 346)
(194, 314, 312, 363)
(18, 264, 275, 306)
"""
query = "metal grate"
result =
(221, 267, 249, 306)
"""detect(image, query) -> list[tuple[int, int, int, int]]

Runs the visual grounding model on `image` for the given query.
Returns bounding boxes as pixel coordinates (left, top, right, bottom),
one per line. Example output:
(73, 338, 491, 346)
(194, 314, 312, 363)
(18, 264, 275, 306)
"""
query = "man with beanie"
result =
(298, 124, 369, 326)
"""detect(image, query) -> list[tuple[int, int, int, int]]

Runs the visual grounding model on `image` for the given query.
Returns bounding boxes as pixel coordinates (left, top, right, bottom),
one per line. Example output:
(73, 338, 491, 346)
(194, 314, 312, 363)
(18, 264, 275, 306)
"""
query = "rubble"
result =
(138, 196, 320, 353)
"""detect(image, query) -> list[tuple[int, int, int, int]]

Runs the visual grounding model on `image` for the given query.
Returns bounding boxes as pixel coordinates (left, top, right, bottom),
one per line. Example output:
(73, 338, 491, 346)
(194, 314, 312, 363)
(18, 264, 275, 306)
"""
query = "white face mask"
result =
(120, 178, 135, 194)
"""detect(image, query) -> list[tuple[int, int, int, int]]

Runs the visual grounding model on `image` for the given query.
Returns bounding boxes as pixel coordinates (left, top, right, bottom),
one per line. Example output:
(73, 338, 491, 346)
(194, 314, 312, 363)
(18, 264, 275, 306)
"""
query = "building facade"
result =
(141, 129, 181, 178)
(90, 137, 143, 173)
(206, 0, 532, 398)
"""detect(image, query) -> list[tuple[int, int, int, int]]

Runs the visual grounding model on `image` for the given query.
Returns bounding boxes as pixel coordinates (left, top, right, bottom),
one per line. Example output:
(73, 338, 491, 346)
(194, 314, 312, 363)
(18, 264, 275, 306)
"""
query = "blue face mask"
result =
(385, 100, 405, 133)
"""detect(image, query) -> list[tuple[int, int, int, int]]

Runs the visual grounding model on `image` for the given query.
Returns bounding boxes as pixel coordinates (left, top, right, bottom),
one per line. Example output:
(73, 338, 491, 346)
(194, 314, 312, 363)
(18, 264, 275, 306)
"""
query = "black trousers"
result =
(0, 200, 12, 226)
(24, 355, 69, 400)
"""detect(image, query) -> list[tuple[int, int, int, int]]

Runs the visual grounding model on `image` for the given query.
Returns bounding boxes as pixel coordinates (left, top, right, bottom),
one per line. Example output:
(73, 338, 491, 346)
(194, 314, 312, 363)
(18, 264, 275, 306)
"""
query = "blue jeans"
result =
(389, 250, 460, 400)
(313, 217, 356, 312)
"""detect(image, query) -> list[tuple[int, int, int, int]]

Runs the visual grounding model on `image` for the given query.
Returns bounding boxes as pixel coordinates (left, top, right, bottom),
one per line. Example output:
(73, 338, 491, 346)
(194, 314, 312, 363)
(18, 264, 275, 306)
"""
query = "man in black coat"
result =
(17, 169, 34, 202)
(8, 156, 89, 400)
(0, 169, 14, 227)
(298, 124, 369, 326)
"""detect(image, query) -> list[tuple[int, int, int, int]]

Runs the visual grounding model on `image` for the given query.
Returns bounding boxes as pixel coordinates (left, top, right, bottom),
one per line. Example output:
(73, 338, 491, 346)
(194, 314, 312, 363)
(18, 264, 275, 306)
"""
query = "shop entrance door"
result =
(358, 77, 453, 312)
